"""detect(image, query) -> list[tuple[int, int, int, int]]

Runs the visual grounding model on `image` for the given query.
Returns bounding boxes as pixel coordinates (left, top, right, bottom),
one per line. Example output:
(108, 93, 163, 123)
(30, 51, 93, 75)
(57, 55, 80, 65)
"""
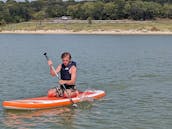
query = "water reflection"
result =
(2, 107, 76, 128)
(2, 101, 94, 129)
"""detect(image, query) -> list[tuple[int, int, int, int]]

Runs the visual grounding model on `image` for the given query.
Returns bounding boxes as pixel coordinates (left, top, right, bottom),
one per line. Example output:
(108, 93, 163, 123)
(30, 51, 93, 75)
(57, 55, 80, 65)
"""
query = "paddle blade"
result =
(72, 103, 78, 108)
(43, 52, 49, 60)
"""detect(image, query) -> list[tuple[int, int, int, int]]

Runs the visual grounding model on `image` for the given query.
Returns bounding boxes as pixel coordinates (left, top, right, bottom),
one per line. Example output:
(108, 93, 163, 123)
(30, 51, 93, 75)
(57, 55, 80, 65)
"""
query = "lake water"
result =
(0, 34, 172, 129)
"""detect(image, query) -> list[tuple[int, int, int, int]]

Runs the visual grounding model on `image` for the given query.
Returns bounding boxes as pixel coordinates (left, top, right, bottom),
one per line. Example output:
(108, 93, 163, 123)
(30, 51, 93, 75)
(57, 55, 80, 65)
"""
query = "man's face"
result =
(62, 56, 70, 66)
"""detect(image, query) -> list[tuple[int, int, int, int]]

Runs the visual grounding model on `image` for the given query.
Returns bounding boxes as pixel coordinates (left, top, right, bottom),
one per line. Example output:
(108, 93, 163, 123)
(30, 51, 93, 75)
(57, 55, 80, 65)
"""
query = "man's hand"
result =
(59, 80, 66, 85)
(48, 60, 53, 66)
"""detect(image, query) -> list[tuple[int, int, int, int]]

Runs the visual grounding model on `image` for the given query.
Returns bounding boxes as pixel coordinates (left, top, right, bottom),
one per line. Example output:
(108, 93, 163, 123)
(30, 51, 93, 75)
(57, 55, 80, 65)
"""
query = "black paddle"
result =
(43, 52, 77, 108)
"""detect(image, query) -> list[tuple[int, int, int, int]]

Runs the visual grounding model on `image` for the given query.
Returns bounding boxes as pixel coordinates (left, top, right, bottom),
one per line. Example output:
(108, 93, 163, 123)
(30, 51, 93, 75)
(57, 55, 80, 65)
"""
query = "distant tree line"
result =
(0, 0, 172, 25)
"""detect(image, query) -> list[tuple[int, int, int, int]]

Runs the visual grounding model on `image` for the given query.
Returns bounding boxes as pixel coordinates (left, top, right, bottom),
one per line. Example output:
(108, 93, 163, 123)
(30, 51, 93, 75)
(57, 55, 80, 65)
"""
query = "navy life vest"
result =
(60, 61, 76, 88)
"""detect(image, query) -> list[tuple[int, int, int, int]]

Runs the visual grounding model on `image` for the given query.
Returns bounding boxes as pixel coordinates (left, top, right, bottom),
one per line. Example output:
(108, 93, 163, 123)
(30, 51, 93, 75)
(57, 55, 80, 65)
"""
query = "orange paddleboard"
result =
(2, 90, 105, 110)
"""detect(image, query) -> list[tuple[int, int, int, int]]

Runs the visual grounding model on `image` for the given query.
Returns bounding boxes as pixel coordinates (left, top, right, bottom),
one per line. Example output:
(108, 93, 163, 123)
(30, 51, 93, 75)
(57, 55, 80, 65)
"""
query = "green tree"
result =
(81, 2, 95, 19)
(104, 2, 117, 19)
(162, 4, 172, 18)
(46, 4, 66, 18)
(127, 1, 145, 20)
(33, 10, 46, 20)
(0, 0, 171, 24)
(143, 2, 161, 20)
(67, 4, 83, 19)
(30, 0, 45, 12)
(93, 1, 104, 20)
(114, 0, 126, 19)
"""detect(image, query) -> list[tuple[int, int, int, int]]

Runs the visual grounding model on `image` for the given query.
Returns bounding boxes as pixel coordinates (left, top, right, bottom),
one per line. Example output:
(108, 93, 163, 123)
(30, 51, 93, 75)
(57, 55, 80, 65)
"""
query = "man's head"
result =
(61, 52, 72, 66)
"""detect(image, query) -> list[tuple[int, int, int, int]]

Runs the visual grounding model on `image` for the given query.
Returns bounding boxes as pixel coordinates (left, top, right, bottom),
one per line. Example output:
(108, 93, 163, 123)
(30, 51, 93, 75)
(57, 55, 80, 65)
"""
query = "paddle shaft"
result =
(43, 53, 77, 106)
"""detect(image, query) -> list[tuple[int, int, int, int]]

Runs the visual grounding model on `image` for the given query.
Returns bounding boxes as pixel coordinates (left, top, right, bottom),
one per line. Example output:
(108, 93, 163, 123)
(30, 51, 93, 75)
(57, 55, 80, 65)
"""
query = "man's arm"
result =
(59, 66, 77, 85)
(50, 64, 61, 77)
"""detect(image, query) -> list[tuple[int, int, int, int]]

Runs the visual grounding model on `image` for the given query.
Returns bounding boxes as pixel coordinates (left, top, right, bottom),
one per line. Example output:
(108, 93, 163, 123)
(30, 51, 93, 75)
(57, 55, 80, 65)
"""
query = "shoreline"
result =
(1, 30, 172, 35)
(1, 19, 172, 35)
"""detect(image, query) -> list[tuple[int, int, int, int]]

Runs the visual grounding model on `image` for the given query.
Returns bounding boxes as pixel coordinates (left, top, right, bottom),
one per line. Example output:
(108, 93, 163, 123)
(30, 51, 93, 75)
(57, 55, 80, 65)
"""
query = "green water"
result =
(0, 34, 172, 129)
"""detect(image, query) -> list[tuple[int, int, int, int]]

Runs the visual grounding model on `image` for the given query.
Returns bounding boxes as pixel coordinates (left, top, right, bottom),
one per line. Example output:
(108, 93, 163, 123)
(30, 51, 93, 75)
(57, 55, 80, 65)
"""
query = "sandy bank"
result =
(1, 30, 172, 35)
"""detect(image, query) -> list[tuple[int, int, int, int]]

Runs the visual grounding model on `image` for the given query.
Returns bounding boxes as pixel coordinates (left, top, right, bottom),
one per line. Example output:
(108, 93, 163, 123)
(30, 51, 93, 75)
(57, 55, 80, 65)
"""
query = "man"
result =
(47, 52, 78, 98)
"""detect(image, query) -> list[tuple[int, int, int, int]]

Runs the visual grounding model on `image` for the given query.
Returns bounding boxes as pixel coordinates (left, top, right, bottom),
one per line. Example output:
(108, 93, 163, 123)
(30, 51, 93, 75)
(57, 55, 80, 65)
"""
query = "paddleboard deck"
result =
(2, 90, 105, 110)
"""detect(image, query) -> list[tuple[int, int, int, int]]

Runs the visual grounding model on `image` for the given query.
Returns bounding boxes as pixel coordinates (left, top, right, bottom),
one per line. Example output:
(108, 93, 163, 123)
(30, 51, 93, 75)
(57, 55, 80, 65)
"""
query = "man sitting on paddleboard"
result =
(47, 52, 78, 98)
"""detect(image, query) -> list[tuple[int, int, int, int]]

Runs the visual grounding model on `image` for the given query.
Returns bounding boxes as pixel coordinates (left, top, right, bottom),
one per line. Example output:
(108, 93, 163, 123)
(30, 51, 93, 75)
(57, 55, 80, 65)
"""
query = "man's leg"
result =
(63, 89, 79, 98)
(48, 87, 64, 97)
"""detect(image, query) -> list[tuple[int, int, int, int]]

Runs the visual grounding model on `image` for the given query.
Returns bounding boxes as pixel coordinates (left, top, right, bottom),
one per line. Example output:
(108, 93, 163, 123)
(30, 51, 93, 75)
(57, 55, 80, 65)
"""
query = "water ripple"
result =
(1, 35, 172, 129)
